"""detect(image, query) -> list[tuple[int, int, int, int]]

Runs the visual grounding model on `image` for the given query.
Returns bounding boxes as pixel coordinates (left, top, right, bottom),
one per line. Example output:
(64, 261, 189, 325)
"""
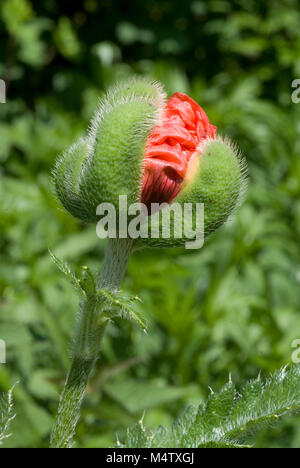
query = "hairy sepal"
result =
(141, 136, 247, 248)
(54, 78, 166, 223)
(53, 138, 92, 222)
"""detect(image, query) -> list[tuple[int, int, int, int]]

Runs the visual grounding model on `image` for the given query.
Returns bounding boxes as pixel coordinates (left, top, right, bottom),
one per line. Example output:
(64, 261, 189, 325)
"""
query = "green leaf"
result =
(49, 249, 85, 296)
(120, 420, 150, 448)
(97, 289, 147, 331)
(104, 377, 188, 414)
(80, 265, 97, 296)
(197, 441, 251, 448)
(119, 366, 300, 448)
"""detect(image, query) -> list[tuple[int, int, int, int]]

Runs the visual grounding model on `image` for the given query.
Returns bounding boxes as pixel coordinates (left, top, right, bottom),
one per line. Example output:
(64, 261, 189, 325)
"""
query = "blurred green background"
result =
(1, 0, 300, 448)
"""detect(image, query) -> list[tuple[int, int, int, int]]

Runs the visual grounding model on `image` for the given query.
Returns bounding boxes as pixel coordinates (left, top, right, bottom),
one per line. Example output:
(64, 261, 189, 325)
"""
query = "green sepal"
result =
(54, 78, 165, 223)
(140, 137, 247, 248)
(53, 138, 92, 222)
(80, 98, 160, 222)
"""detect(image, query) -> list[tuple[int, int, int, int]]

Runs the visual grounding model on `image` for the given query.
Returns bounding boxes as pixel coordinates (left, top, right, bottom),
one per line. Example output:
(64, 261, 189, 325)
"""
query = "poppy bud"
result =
(54, 77, 166, 223)
(54, 77, 246, 247)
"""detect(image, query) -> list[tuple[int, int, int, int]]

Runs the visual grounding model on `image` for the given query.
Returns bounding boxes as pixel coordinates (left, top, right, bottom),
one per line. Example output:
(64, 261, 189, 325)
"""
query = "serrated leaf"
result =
(49, 249, 84, 296)
(120, 365, 300, 448)
(198, 441, 251, 448)
(97, 289, 147, 331)
(123, 420, 150, 448)
(205, 381, 235, 423)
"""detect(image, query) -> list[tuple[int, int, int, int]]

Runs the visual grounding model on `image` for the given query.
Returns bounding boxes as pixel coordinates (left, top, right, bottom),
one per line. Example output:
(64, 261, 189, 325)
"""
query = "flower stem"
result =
(50, 238, 134, 448)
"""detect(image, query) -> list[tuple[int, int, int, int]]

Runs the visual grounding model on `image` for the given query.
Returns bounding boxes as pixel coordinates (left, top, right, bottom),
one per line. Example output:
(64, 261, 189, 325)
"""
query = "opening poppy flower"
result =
(141, 93, 217, 208)
(54, 77, 245, 242)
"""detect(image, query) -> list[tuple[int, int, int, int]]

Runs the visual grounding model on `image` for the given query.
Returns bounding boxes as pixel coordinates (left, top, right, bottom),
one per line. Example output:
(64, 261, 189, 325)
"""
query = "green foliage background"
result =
(0, 0, 300, 448)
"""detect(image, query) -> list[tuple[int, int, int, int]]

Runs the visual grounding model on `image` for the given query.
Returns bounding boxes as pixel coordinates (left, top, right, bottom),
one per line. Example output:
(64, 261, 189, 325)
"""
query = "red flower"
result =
(141, 93, 217, 207)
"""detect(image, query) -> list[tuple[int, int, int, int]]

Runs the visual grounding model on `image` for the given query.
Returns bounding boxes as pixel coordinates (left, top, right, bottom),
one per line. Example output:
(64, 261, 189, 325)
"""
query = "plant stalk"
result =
(50, 238, 134, 448)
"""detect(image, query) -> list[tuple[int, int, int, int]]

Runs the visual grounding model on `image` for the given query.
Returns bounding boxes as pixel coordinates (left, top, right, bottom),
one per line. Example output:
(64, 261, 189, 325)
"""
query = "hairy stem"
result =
(50, 238, 134, 448)
(97, 238, 134, 290)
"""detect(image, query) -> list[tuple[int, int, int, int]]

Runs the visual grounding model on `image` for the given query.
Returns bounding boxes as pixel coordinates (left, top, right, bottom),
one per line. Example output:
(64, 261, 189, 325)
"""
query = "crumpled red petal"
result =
(141, 92, 216, 208)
